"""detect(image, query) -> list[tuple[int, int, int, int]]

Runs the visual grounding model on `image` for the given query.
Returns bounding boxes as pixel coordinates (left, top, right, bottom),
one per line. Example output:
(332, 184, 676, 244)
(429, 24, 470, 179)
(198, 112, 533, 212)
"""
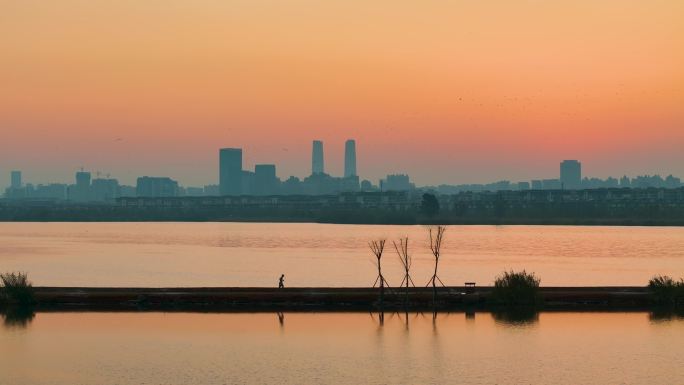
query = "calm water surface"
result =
(0, 223, 683, 286)
(1, 311, 683, 385)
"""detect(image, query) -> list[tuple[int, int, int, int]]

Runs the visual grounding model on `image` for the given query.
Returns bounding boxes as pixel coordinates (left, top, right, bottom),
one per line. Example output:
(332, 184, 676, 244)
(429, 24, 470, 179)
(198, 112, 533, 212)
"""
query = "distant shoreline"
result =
(2, 218, 684, 226)
(3, 188, 684, 224)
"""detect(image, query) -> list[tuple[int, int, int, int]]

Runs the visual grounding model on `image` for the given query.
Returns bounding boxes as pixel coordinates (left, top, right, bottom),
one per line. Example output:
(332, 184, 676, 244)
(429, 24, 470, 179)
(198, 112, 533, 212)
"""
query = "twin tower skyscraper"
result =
(219, 139, 358, 196)
(312, 139, 357, 178)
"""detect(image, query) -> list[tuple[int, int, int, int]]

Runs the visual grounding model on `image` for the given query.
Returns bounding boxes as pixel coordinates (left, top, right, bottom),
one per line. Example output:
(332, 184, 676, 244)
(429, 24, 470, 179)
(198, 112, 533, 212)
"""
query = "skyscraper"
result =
(220, 148, 243, 195)
(76, 171, 91, 187)
(312, 140, 324, 175)
(69, 170, 92, 202)
(136, 176, 178, 197)
(344, 139, 357, 177)
(560, 160, 582, 189)
(254, 164, 277, 195)
(10, 171, 21, 189)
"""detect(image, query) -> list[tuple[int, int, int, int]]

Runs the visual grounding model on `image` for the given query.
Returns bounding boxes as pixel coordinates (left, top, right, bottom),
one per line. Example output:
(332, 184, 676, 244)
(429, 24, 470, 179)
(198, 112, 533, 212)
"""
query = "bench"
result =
(465, 282, 476, 293)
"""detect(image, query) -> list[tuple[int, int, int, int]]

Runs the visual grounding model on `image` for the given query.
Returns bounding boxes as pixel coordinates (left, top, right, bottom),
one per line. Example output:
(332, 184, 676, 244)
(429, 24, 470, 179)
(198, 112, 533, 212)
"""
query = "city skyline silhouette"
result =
(3, 138, 683, 201)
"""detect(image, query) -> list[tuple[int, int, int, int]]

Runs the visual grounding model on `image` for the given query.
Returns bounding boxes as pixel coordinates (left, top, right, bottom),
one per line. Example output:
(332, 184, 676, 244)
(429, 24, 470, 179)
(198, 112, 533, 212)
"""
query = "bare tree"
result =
(426, 226, 447, 305)
(394, 237, 415, 307)
(370, 239, 390, 306)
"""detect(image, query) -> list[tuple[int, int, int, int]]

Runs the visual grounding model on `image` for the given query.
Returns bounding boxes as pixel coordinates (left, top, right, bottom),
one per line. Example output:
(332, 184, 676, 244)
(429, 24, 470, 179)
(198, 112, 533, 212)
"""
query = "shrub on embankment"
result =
(491, 270, 541, 306)
(649, 275, 684, 307)
(0, 272, 35, 305)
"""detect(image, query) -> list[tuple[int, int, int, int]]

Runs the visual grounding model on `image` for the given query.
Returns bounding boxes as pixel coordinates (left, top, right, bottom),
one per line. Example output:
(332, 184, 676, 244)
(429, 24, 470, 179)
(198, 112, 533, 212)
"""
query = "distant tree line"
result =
(1, 192, 684, 225)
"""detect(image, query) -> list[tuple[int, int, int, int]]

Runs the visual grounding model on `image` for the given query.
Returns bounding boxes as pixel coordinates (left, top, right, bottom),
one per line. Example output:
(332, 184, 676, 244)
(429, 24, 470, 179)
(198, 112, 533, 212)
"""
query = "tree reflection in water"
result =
(649, 308, 684, 323)
(2, 306, 36, 329)
(492, 307, 540, 326)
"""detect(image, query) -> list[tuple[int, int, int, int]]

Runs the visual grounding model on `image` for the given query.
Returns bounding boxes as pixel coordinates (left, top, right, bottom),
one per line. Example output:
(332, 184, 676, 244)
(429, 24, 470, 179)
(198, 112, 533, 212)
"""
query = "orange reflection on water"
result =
(1, 223, 684, 287)
(1, 311, 683, 385)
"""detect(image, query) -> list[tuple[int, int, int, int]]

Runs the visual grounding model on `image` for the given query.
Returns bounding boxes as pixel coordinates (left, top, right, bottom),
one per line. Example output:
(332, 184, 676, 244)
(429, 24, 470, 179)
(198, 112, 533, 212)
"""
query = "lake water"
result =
(0, 223, 683, 287)
(1, 311, 683, 385)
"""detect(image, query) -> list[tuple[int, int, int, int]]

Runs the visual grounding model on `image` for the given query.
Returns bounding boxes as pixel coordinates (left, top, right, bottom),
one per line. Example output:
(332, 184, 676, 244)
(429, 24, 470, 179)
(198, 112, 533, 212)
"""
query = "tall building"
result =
(91, 178, 120, 202)
(254, 164, 277, 195)
(531, 180, 543, 190)
(119, 185, 136, 197)
(68, 171, 92, 202)
(10, 171, 21, 189)
(32, 184, 67, 200)
(620, 176, 631, 188)
(560, 160, 582, 189)
(219, 148, 243, 195)
(381, 174, 412, 191)
(542, 179, 562, 190)
(312, 140, 324, 175)
(75, 171, 91, 187)
(136, 177, 178, 197)
(203, 184, 220, 196)
(5, 170, 26, 199)
(344, 139, 357, 177)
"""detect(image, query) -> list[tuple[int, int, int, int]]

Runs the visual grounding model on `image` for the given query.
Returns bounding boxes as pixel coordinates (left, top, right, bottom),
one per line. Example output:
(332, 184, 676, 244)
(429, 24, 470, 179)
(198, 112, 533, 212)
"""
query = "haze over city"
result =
(1, 1, 683, 190)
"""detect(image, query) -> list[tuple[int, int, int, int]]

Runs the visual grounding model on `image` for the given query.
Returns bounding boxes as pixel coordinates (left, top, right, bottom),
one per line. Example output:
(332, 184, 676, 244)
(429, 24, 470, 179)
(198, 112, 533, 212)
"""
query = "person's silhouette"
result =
(278, 274, 285, 289)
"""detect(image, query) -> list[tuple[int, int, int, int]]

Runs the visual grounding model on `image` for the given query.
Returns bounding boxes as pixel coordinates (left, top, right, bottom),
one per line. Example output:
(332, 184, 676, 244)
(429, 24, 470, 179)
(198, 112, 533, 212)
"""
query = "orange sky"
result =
(1, 0, 682, 187)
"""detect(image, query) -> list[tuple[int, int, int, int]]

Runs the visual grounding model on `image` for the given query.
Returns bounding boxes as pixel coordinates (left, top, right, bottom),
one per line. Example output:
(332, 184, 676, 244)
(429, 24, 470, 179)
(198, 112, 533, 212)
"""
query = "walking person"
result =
(278, 274, 285, 289)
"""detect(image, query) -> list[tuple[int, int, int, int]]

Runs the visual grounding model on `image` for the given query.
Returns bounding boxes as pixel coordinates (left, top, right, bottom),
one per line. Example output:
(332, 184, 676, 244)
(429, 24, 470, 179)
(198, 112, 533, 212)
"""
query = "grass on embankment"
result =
(0, 272, 35, 305)
(649, 275, 684, 307)
(490, 270, 541, 306)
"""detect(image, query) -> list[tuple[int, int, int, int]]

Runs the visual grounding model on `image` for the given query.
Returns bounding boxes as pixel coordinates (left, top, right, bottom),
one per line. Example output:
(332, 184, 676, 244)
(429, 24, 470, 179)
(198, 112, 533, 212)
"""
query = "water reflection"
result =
(2, 311, 683, 385)
(3, 223, 684, 287)
(649, 308, 684, 323)
(369, 311, 385, 327)
(491, 307, 540, 326)
(1, 306, 35, 329)
(277, 312, 285, 328)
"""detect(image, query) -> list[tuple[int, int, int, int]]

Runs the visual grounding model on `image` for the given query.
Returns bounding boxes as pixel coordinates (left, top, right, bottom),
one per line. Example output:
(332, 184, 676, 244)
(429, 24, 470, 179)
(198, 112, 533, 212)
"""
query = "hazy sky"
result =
(1, 0, 682, 188)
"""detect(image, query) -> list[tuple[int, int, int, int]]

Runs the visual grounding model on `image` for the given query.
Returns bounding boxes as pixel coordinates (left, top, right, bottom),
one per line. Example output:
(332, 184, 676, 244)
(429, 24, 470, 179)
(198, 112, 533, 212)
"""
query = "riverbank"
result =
(18, 286, 653, 311)
(3, 187, 684, 225)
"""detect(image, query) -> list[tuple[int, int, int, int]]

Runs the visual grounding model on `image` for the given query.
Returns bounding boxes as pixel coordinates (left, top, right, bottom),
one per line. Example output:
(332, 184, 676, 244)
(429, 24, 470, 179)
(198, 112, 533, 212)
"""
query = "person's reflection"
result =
(276, 312, 284, 328)
(2, 307, 35, 329)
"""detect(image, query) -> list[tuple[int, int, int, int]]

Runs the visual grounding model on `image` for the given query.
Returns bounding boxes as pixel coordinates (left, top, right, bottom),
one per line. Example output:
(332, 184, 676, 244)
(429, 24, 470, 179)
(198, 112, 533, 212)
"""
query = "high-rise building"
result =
(542, 178, 562, 190)
(68, 171, 92, 202)
(119, 185, 136, 197)
(91, 178, 120, 202)
(32, 184, 67, 200)
(560, 160, 582, 189)
(136, 176, 178, 197)
(219, 148, 243, 195)
(203, 184, 220, 196)
(381, 174, 412, 191)
(344, 139, 357, 177)
(312, 140, 324, 175)
(254, 164, 277, 195)
(76, 171, 91, 187)
(10, 171, 21, 189)
(619, 176, 631, 188)
(531, 180, 543, 190)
